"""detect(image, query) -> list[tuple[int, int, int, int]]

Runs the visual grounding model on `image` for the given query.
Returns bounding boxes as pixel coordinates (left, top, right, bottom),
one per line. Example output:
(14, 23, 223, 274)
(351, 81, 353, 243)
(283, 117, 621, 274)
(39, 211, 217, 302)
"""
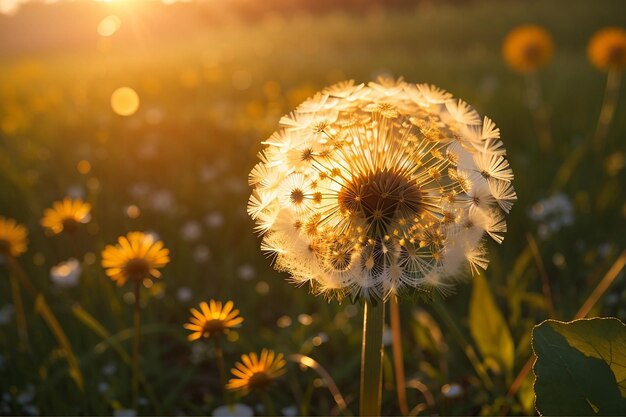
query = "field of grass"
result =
(1, 0, 626, 415)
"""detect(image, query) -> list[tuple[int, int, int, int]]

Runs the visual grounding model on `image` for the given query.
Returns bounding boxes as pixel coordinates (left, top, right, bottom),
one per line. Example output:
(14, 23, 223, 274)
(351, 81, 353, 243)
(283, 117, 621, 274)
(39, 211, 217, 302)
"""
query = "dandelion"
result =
(101, 232, 170, 287)
(102, 231, 169, 409)
(247, 77, 515, 414)
(502, 25, 554, 150)
(185, 300, 243, 401)
(502, 25, 554, 73)
(587, 27, 626, 150)
(0, 217, 28, 258)
(227, 350, 286, 392)
(249, 78, 514, 300)
(0, 217, 29, 348)
(588, 27, 626, 72)
(184, 300, 243, 341)
(40, 197, 91, 235)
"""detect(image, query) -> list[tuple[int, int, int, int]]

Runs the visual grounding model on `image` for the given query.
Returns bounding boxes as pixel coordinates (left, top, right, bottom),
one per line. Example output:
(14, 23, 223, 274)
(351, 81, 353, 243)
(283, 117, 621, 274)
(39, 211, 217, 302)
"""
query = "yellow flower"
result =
(0, 217, 28, 257)
(41, 197, 91, 234)
(184, 300, 244, 341)
(101, 232, 170, 286)
(226, 349, 286, 393)
(588, 27, 626, 71)
(502, 25, 554, 73)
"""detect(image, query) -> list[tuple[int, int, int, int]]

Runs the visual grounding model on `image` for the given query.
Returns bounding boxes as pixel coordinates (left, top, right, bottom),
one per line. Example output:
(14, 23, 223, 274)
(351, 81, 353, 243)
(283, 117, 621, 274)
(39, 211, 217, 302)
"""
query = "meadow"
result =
(1, 0, 626, 415)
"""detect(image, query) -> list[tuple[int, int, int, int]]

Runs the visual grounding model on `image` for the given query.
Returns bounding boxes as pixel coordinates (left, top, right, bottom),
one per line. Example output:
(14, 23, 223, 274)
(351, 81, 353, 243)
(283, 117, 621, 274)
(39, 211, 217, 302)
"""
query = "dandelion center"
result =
(62, 218, 80, 233)
(203, 319, 227, 335)
(607, 44, 626, 65)
(338, 169, 423, 233)
(248, 372, 271, 390)
(290, 189, 305, 205)
(0, 238, 10, 254)
(125, 258, 150, 280)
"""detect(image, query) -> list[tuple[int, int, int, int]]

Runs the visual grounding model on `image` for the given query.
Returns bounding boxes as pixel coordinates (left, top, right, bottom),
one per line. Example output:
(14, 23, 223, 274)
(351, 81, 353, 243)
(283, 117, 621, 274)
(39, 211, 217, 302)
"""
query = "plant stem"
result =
(525, 73, 552, 152)
(213, 337, 228, 405)
(360, 299, 385, 416)
(594, 69, 621, 152)
(261, 391, 275, 416)
(7, 256, 36, 297)
(389, 296, 408, 415)
(552, 70, 621, 190)
(526, 233, 555, 319)
(132, 279, 141, 411)
(9, 272, 29, 351)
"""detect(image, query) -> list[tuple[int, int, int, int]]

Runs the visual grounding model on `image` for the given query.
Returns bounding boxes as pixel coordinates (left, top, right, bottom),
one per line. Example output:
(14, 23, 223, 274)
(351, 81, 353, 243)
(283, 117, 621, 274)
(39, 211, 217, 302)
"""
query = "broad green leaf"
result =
(469, 273, 515, 375)
(532, 318, 626, 416)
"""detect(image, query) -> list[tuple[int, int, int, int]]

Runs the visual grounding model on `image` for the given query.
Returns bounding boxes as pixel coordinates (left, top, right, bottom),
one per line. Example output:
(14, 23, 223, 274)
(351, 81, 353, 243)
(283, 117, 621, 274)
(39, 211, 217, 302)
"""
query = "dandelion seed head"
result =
(248, 78, 515, 301)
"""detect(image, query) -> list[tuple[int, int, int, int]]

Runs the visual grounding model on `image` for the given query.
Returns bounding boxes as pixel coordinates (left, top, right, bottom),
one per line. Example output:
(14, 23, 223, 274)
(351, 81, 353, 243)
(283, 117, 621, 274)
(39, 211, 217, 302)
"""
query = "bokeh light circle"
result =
(110, 87, 140, 116)
(97, 15, 121, 37)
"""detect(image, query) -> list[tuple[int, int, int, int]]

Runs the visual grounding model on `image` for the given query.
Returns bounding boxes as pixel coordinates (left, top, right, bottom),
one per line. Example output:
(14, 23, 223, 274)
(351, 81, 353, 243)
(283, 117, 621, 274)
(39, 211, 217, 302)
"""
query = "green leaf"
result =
(469, 273, 515, 375)
(532, 318, 626, 416)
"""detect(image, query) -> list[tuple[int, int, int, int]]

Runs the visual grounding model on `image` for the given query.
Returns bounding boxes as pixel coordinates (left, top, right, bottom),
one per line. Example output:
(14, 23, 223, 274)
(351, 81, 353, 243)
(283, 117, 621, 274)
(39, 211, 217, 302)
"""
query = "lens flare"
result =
(110, 87, 140, 116)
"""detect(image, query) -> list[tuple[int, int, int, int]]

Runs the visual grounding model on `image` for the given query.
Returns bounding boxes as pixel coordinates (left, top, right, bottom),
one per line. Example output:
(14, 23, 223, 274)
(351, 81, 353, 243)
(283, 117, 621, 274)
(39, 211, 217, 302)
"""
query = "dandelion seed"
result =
(226, 349, 286, 393)
(248, 78, 515, 300)
(184, 300, 243, 341)
(40, 198, 91, 235)
(101, 232, 170, 287)
(502, 25, 554, 73)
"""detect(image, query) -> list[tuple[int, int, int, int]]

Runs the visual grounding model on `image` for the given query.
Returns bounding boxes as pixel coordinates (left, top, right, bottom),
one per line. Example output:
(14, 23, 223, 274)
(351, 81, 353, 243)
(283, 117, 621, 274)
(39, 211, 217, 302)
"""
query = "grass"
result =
(1, 0, 626, 415)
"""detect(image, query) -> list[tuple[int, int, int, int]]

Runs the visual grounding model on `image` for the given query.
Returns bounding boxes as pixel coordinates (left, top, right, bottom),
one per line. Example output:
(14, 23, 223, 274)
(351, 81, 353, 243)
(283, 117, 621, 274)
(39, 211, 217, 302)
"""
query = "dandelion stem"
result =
(214, 337, 228, 405)
(551, 70, 621, 191)
(526, 233, 555, 318)
(525, 73, 552, 152)
(261, 391, 275, 417)
(132, 279, 141, 412)
(7, 256, 36, 297)
(389, 296, 408, 415)
(594, 69, 621, 152)
(360, 299, 385, 416)
(69, 233, 82, 261)
(9, 272, 29, 351)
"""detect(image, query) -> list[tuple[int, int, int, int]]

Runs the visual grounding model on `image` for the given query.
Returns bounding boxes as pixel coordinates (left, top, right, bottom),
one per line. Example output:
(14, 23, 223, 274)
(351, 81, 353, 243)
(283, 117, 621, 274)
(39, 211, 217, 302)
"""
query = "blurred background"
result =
(1, 0, 626, 415)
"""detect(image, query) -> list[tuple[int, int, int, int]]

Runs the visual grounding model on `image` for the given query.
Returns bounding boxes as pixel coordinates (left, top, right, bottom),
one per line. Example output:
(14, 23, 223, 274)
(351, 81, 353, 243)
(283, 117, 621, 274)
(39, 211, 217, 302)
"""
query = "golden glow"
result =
(110, 87, 140, 116)
(97, 15, 121, 37)
(77, 160, 91, 174)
